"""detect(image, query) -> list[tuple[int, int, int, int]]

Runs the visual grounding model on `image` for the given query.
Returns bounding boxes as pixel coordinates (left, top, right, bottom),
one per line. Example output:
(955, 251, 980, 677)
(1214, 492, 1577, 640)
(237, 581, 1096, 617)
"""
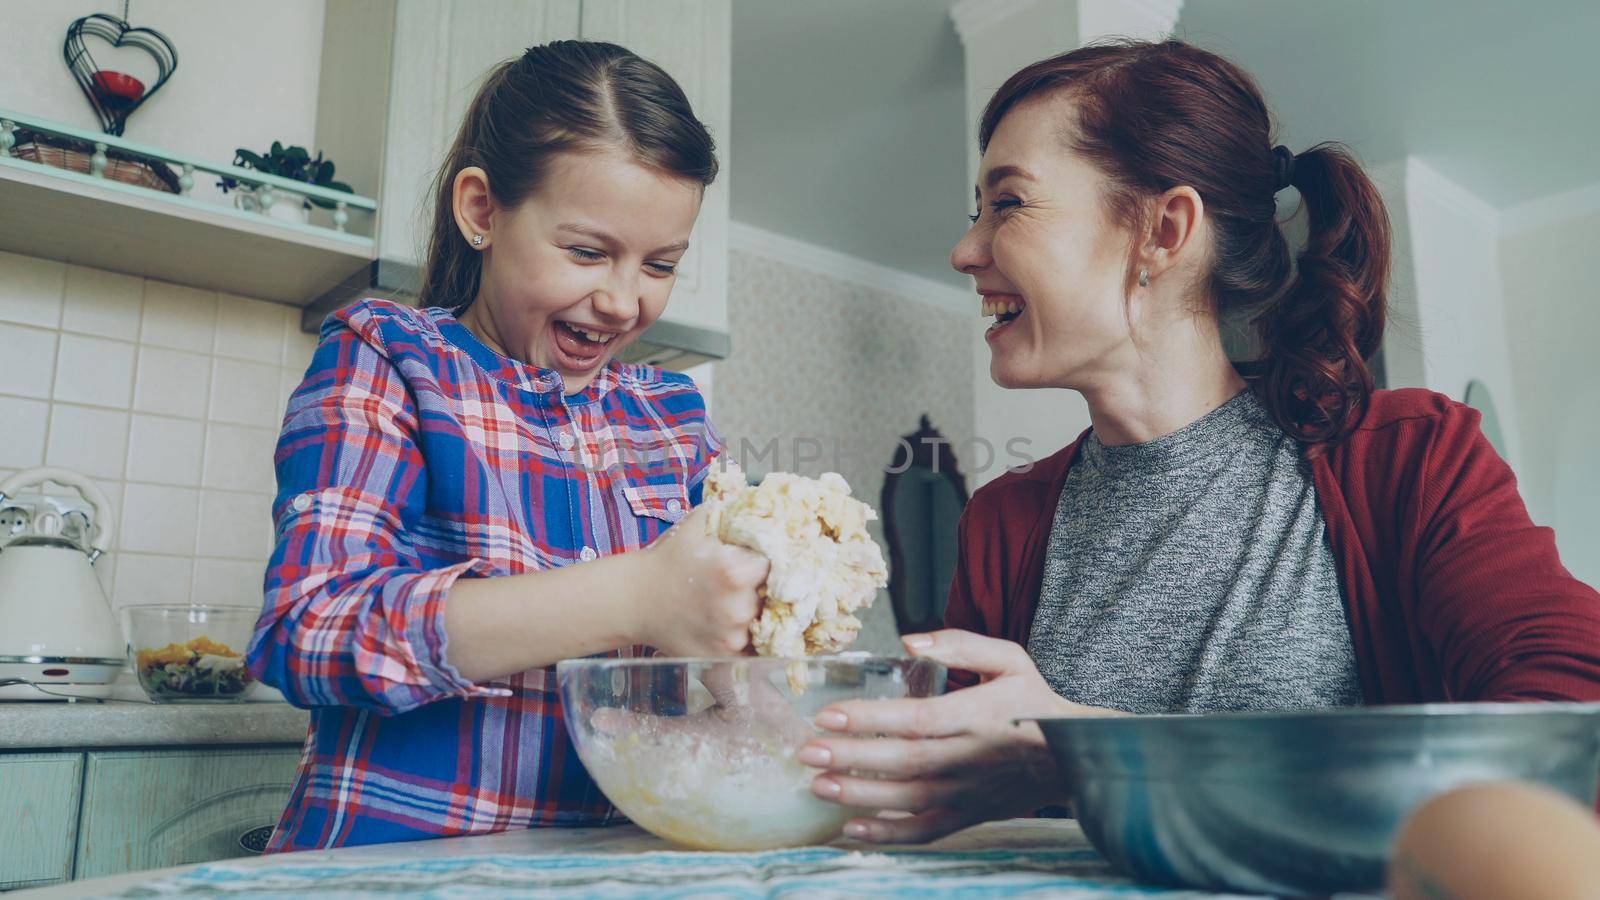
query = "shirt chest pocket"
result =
(622, 482, 689, 547)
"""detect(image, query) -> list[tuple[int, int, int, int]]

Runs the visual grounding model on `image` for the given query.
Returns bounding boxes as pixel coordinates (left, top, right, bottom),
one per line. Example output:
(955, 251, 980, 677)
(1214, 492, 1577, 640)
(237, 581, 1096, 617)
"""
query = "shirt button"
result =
(291, 493, 313, 512)
(558, 431, 576, 450)
(579, 546, 597, 562)
(666, 499, 683, 514)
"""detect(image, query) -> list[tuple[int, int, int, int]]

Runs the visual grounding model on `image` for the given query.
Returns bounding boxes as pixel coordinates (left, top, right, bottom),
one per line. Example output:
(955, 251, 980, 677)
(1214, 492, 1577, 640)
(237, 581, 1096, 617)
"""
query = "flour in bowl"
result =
(581, 719, 856, 850)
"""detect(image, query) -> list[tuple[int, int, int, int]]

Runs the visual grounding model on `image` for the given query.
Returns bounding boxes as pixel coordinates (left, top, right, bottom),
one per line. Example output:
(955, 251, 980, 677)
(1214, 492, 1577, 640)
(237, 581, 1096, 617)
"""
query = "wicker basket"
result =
(12, 129, 180, 193)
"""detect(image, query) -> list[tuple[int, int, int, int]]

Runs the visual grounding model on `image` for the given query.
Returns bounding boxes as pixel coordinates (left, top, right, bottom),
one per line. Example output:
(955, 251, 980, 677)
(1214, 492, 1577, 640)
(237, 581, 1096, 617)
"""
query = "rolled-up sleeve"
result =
(247, 323, 506, 715)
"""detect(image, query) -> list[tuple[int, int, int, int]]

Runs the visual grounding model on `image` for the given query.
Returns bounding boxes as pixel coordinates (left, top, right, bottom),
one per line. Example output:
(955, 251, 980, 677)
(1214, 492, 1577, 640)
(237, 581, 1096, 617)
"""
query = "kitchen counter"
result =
(0, 701, 308, 749)
(13, 819, 1282, 898)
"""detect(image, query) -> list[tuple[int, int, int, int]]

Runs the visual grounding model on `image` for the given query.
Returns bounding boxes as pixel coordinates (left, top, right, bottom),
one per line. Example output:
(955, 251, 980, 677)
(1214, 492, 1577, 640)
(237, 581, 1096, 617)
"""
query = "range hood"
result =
(299, 259, 731, 372)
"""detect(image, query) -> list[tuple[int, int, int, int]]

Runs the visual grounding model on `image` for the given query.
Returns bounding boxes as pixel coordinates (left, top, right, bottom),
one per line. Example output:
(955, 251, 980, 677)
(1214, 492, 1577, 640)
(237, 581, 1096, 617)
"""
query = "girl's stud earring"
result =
(472, 234, 485, 247)
(1138, 267, 1150, 287)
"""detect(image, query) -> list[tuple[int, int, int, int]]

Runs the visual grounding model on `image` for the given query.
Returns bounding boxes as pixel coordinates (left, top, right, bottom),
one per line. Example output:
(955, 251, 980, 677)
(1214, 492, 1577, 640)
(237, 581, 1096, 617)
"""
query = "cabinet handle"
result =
(237, 825, 275, 854)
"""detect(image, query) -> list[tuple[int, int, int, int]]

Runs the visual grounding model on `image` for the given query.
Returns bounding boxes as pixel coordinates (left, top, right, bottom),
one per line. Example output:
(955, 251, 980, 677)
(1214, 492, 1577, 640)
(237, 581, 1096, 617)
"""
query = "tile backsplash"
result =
(0, 250, 317, 612)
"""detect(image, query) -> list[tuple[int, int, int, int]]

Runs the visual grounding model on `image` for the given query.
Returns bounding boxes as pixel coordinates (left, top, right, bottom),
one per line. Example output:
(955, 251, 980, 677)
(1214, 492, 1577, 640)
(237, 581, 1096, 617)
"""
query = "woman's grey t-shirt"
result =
(1027, 390, 1363, 714)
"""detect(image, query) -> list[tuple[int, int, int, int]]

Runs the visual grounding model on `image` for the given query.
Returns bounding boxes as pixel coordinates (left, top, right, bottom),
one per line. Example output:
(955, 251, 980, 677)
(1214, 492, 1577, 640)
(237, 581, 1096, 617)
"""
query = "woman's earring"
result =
(471, 234, 485, 247)
(1138, 267, 1150, 287)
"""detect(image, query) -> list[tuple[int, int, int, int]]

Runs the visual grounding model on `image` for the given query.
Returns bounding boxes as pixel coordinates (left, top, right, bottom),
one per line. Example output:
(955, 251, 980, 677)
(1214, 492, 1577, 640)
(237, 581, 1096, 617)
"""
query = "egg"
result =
(1388, 781, 1600, 900)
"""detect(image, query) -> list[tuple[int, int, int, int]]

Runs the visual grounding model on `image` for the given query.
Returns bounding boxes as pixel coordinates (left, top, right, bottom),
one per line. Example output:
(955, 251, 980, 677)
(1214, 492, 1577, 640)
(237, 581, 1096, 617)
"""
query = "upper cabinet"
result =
(579, 0, 731, 336)
(370, 0, 584, 267)
(315, 0, 730, 350)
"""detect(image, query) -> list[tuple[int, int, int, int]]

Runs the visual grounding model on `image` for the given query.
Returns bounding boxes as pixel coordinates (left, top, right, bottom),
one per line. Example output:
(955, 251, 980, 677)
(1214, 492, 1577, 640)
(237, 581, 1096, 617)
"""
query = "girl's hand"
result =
(628, 501, 770, 657)
(797, 629, 1125, 844)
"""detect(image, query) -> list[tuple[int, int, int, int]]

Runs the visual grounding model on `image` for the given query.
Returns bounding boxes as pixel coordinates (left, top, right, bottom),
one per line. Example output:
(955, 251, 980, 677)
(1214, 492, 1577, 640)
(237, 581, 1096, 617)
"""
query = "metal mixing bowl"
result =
(1035, 703, 1600, 896)
(557, 655, 945, 850)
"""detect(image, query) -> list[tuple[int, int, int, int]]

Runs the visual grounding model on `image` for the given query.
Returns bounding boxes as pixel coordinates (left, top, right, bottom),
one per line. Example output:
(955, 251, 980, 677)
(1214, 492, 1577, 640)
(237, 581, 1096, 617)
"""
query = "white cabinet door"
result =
(379, 0, 583, 266)
(580, 0, 731, 334)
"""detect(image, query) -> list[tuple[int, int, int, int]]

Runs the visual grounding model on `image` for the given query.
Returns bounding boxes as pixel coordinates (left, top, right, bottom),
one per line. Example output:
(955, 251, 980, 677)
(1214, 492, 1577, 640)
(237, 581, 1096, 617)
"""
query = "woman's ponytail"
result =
(1255, 143, 1391, 449)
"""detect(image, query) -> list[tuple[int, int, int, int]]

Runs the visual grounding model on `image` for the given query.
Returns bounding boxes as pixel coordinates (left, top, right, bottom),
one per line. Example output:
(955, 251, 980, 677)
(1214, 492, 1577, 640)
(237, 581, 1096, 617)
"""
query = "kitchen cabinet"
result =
(73, 747, 300, 879)
(0, 753, 82, 891)
(0, 744, 300, 890)
(366, 0, 584, 269)
(312, 0, 731, 365)
(579, 0, 732, 336)
(0, 705, 307, 889)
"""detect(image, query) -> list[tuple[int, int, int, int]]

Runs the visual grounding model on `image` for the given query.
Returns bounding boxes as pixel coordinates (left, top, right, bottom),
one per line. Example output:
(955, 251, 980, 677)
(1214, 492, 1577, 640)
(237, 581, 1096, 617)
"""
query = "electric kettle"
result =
(0, 467, 124, 700)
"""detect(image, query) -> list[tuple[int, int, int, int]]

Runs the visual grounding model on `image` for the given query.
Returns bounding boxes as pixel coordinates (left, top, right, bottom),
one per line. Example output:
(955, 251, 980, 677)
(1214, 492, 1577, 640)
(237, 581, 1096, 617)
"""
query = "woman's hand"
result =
(626, 501, 771, 657)
(797, 629, 1125, 844)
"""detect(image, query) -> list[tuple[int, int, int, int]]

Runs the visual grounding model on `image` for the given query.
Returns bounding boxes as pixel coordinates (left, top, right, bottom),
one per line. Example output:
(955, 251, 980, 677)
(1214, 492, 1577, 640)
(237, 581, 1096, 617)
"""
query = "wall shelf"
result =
(0, 109, 377, 306)
(0, 159, 374, 305)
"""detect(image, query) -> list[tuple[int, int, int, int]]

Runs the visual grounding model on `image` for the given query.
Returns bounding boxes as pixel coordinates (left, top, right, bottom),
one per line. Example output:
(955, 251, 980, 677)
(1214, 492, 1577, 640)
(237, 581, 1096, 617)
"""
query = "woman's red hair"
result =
(980, 40, 1390, 450)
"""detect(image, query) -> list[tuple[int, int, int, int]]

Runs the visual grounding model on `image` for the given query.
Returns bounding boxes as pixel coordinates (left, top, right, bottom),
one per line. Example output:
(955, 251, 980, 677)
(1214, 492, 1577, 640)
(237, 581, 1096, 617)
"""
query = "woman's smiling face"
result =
(951, 94, 1142, 391)
(463, 150, 704, 393)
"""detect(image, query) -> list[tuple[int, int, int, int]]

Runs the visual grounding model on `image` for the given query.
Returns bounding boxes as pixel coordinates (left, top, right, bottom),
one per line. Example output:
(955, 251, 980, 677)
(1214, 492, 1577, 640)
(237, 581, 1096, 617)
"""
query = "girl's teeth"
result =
(568, 325, 615, 344)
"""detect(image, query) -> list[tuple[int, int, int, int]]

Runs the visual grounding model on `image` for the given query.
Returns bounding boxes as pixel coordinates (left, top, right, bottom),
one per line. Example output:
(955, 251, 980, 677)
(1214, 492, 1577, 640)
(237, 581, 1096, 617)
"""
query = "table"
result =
(16, 820, 1277, 898)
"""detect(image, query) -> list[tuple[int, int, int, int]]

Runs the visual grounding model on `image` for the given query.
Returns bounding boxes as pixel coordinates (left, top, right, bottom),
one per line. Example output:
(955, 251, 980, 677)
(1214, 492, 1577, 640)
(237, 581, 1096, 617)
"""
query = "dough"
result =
(702, 464, 887, 658)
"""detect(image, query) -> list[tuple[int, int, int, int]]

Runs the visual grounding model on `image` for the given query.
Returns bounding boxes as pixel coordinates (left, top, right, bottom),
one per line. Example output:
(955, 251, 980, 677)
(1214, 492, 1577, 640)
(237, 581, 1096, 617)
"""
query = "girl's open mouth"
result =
(982, 295, 1026, 338)
(551, 320, 619, 372)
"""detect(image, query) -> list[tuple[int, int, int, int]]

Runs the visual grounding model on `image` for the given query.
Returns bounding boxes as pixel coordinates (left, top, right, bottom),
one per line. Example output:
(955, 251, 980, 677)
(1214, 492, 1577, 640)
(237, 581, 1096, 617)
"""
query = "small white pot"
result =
(260, 188, 310, 224)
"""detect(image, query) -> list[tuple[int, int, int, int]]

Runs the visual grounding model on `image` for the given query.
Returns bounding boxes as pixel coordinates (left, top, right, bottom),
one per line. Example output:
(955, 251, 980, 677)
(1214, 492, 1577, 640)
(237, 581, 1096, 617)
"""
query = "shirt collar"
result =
(431, 308, 624, 403)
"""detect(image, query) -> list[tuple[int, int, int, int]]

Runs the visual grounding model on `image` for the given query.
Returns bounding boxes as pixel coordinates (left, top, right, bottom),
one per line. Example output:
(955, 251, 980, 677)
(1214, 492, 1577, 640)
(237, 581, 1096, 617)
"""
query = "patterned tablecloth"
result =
(80, 821, 1277, 900)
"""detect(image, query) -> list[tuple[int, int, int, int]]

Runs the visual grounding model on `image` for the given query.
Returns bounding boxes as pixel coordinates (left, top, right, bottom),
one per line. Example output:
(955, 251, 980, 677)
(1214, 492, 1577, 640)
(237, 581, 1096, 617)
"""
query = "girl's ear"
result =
(452, 167, 495, 249)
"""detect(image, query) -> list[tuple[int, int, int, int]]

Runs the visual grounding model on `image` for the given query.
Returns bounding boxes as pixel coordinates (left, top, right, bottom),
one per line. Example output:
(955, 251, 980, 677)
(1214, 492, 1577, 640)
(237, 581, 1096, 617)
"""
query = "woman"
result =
(798, 39, 1600, 844)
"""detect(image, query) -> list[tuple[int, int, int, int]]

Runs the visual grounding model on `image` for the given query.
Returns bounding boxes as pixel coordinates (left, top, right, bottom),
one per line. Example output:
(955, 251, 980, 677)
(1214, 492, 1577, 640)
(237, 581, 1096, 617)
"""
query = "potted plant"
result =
(219, 141, 353, 223)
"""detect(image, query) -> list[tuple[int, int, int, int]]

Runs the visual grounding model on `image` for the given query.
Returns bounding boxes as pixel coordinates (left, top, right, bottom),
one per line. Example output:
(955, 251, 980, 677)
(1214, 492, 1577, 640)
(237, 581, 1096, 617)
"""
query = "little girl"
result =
(247, 40, 767, 851)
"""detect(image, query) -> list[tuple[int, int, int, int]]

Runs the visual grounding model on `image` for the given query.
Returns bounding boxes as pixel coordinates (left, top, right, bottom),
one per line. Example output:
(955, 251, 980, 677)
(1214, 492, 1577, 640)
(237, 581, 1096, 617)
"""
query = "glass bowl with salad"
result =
(125, 605, 259, 702)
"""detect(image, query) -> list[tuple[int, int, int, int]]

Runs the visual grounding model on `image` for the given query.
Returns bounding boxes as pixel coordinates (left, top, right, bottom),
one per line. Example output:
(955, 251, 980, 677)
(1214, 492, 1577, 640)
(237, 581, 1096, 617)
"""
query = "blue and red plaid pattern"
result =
(247, 299, 720, 852)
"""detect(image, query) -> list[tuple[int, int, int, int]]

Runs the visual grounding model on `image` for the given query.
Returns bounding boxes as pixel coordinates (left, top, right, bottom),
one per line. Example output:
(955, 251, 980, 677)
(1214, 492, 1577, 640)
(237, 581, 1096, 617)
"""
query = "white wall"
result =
(0, 250, 319, 613)
(0, 0, 326, 202)
(1410, 169, 1522, 464)
(1370, 161, 1425, 392)
(1372, 158, 1524, 469)
(1500, 210, 1600, 588)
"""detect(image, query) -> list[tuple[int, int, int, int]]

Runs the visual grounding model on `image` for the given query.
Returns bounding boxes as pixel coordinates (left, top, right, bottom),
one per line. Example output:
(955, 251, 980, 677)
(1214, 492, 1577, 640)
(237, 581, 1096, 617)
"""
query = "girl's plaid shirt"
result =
(248, 298, 720, 851)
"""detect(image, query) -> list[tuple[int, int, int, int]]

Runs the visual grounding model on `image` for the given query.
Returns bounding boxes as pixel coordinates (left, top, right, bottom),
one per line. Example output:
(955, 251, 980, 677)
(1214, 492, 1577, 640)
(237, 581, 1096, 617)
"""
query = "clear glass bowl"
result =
(125, 604, 259, 703)
(557, 655, 946, 850)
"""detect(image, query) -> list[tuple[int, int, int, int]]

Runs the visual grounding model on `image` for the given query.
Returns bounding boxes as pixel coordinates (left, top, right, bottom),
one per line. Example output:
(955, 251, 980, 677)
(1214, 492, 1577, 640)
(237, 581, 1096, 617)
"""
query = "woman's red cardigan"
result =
(945, 389, 1600, 703)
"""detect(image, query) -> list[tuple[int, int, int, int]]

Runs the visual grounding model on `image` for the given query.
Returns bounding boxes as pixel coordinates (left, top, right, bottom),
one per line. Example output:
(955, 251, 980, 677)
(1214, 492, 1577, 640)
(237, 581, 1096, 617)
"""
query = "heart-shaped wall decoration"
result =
(63, 13, 178, 136)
